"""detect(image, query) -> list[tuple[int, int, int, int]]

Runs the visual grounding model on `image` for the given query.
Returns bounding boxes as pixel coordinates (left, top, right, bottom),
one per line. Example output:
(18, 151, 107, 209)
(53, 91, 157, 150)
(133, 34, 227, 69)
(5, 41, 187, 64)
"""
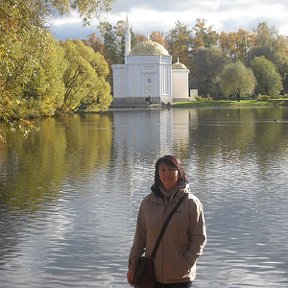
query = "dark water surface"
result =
(1, 107, 288, 288)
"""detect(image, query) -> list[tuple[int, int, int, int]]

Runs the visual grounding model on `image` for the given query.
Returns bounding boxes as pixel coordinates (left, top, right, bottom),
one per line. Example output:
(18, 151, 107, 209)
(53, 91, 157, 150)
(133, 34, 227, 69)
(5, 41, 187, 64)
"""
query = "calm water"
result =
(0, 107, 288, 288)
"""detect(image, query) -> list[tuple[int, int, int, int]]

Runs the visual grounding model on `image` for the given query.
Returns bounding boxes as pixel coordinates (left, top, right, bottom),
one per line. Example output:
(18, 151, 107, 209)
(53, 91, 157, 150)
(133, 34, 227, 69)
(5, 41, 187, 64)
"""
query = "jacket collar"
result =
(151, 183, 190, 202)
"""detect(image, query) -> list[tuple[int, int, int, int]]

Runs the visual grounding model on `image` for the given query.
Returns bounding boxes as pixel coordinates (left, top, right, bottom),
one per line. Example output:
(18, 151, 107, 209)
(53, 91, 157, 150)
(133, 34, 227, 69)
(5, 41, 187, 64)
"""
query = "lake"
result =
(0, 107, 288, 288)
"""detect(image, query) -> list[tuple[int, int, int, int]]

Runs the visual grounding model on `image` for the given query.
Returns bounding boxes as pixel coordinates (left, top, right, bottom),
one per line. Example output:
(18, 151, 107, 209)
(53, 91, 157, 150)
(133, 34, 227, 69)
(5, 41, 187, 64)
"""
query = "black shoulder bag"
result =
(133, 194, 187, 288)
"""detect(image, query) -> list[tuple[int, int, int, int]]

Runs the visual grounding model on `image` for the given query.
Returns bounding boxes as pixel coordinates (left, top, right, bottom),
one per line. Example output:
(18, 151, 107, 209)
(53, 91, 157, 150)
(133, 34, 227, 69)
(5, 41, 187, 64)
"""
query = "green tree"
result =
(191, 46, 230, 97)
(250, 56, 283, 96)
(219, 61, 256, 101)
(250, 22, 277, 58)
(99, 21, 125, 65)
(268, 35, 288, 93)
(61, 40, 111, 112)
(247, 22, 279, 65)
(246, 22, 288, 93)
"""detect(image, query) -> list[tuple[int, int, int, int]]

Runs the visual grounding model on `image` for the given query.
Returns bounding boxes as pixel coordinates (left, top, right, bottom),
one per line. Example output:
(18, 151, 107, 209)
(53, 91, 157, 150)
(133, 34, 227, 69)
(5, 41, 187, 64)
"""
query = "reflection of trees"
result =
(58, 114, 113, 176)
(187, 107, 288, 173)
(251, 108, 288, 173)
(0, 114, 113, 211)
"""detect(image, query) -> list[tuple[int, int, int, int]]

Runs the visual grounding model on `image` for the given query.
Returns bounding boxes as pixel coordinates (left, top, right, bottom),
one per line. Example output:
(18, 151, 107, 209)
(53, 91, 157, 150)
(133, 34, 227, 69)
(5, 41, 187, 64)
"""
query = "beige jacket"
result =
(128, 185, 207, 284)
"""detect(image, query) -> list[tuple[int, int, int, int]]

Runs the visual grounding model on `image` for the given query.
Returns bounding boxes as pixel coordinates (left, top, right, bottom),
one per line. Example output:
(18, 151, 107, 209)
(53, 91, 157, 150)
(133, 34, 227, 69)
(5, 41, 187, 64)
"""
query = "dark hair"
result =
(153, 155, 188, 194)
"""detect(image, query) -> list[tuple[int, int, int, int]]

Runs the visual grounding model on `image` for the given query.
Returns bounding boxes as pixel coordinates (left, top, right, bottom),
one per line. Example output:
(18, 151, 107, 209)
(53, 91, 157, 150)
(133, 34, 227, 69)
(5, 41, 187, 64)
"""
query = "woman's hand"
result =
(127, 268, 135, 286)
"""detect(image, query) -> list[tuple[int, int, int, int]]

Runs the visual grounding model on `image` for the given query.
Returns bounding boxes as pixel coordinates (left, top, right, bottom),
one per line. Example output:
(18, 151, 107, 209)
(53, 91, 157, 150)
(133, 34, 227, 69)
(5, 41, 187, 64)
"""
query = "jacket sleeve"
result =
(128, 200, 147, 270)
(183, 196, 207, 266)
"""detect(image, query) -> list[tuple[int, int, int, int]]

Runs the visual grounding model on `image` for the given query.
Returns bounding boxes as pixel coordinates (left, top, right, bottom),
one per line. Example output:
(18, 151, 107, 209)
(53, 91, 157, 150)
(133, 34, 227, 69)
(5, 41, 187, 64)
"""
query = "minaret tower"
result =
(125, 14, 131, 63)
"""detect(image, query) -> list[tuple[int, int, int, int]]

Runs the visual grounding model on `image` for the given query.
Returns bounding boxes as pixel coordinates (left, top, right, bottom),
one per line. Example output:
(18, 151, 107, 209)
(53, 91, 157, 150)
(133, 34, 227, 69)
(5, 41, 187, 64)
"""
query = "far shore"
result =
(89, 99, 288, 113)
(172, 99, 288, 108)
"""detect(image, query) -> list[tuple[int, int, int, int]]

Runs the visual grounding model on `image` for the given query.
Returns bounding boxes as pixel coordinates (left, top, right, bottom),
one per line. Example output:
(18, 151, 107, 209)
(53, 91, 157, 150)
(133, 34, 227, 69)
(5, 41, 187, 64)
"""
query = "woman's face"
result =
(158, 163, 179, 191)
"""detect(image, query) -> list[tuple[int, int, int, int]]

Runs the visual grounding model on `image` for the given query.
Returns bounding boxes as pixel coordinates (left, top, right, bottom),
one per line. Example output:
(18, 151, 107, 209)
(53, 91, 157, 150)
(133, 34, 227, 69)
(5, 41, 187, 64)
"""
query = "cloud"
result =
(112, 0, 201, 13)
(51, 0, 288, 40)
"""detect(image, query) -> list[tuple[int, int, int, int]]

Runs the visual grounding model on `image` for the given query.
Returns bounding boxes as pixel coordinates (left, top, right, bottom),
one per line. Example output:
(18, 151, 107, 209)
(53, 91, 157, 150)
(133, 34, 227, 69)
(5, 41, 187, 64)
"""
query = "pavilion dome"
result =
(128, 40, 170, 56)
(172, 57, 188, 69)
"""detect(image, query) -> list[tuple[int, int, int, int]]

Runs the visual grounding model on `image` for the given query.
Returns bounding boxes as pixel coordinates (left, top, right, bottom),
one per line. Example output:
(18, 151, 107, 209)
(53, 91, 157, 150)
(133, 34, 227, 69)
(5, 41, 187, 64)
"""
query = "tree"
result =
(247, 22, 278, 63)
(219, 61, 256, 101)
(21, 31, 67, 116)
(98, 21, 127, 65)
(0, 1, 47, 120)
(247, 22, 288, 93)
(166, 21, 192, 66)
(272, 35, 288, 93)
(131, 32, 147, 46)
(75, 40, 111, 110)
(98, 20, 127, 87)
(191, 46, 230, 97)
(192, 18, 218, 49)
(219, 29, 255, 63)
(0, 2, 66, 119)
(61, 40, 111, 112)
(250, 56, 283, 96)
(0, 0, 115, 122)
(0, 0, 115, 33)
(47, 0, 114, 25)
(150, 31, 168, 49)
(84, 33, 104, 55)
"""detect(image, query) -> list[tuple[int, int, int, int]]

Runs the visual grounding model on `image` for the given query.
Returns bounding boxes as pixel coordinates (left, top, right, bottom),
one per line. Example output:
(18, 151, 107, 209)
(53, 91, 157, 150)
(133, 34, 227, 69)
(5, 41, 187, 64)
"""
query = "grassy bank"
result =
(172, 99, 288, 108)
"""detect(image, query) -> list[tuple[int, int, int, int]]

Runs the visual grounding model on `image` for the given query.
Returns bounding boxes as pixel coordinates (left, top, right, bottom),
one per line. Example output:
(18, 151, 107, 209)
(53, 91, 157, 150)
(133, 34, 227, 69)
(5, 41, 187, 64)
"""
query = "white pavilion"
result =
(111, 17, 191, 108)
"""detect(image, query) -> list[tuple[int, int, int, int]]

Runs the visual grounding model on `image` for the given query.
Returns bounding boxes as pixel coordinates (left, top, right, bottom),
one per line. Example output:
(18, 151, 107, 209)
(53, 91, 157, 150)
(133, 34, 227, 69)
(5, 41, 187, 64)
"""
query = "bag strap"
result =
(151, 193, 187, 258)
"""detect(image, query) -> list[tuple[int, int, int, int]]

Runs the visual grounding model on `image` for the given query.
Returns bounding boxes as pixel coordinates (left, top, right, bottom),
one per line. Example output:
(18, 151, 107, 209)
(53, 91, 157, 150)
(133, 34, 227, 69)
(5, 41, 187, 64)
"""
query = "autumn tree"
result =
(219, 61, 256, 101)
(84, 33, 104, 54)
(0, 0, 115, 121)
(131, 32, 147, 46)
(0, 1, 46, 120)
(21, 32, 67, 116)
(166, 21, 192, 67)
(0, 2, 66, 119)
(150, 31, 168, 49)
(58, 37, 113, 112)
(219, 29, 255, 63)
(192, 18, 218, 49)
(61, 40, 111, 112)
(250, 56, 283, 96)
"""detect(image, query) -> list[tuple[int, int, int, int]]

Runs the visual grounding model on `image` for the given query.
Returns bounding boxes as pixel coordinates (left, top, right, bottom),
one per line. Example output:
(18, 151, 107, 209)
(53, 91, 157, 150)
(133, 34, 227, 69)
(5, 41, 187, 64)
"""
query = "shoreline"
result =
(171, 99, 288, 108)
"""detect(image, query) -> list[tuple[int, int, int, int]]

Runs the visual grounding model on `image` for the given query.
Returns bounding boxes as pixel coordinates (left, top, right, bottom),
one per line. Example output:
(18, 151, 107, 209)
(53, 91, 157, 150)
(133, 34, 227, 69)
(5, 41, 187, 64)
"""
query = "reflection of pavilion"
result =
(111, 17, 191, 108)
(112, 109, 198, 155)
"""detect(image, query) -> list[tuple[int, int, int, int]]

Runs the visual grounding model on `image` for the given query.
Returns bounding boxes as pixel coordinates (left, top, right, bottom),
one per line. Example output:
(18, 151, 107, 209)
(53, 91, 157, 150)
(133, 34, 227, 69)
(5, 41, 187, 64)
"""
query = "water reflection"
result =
(0, 107, 288, 288)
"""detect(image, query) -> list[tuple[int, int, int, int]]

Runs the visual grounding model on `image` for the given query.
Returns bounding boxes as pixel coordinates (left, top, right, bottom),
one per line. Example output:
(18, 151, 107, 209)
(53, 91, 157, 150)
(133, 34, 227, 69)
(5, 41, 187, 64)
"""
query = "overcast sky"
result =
(51, 0, 288, 40)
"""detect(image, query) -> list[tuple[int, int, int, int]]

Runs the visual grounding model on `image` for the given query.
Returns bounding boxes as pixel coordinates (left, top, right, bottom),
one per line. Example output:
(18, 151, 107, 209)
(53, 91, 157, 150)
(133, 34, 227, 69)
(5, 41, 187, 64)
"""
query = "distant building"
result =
(111, 16, 191, 108)
(172, 57, 191, 102)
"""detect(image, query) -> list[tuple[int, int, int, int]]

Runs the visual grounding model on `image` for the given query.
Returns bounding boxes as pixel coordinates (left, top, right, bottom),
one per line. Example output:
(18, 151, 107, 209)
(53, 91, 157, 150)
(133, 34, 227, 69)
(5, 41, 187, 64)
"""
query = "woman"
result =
(127, 155, 207, 288)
